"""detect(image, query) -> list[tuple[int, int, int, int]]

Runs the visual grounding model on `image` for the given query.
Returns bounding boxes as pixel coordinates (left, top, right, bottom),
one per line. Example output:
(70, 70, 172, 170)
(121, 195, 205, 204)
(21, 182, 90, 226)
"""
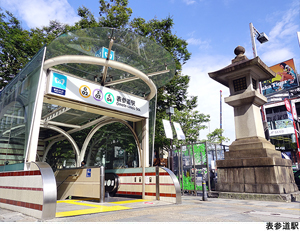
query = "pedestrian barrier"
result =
(55, 166, 181, 204)
(0, 162, 56, 219)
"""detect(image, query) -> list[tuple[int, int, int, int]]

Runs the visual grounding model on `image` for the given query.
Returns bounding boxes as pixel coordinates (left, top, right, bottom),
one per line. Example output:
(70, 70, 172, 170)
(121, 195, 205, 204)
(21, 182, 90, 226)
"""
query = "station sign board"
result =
(46, 71, 149, 118)
(95, 47, 115, 60)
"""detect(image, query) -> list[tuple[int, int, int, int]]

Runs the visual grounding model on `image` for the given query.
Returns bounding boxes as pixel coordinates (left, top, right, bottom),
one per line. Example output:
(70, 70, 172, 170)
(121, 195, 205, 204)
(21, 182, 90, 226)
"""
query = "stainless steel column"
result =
(100, 166, 105, 203)
(156, 166, 160, 200)
(192, 144, 196, 196)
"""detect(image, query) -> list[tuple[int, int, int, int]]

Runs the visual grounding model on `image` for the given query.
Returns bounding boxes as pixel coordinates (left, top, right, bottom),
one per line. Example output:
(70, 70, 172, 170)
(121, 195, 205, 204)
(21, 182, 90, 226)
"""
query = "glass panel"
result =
(173, 143, 227, 192)
(45, 140, 76, 171)
(0, 48, 45, 171)
(45, 122, 139, 171)
(270, 134, 296, 151)
(45, 27, 175, 98)
(44, 28, 174, 169)
(84, 123, 139, 169)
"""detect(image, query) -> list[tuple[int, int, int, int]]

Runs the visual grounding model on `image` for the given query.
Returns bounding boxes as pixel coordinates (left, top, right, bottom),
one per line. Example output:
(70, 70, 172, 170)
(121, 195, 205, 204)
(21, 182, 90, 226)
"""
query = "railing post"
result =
(100, 166, 105, 203)
(156, 166, 160, 200)
(202, 142, 208, 201)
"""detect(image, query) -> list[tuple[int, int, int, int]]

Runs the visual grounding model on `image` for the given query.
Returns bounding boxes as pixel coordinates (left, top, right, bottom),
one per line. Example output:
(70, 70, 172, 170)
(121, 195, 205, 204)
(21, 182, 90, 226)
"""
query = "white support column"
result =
(141, 118, 149, 199)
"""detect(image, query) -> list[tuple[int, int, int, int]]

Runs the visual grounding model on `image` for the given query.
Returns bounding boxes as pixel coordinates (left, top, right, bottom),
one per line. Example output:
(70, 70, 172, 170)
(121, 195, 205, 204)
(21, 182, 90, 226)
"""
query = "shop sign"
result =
(269, 127, 294, 136)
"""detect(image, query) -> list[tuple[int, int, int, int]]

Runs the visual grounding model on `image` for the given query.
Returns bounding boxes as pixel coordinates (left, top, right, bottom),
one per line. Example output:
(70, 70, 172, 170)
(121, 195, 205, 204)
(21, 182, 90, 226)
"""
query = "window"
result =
(252, 78, 257, 90)
(233, 77, 247, 92)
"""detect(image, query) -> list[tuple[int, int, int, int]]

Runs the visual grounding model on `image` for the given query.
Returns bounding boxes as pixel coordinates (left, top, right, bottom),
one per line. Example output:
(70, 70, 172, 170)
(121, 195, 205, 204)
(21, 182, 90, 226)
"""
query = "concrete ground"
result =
(1, 194, 300, 228)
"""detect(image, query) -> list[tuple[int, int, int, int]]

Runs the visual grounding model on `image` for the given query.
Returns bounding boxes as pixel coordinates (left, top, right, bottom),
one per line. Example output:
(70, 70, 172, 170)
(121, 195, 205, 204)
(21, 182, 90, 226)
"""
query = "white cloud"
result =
(182, 0, 196, 5)
(187, 38, 211, 49)
(258, 5, 299, 67)
(1, 0, 80, 28)
(182, 54, 235, 145)
(182, 0, 205, 5)
(260, 48, 294, 65)
(268, 7, 298, 40)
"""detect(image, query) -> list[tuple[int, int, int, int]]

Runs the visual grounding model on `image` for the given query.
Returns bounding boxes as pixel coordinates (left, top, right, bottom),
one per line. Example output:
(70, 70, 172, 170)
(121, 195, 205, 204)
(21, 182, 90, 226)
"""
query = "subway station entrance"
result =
(0, 28, 181, 219)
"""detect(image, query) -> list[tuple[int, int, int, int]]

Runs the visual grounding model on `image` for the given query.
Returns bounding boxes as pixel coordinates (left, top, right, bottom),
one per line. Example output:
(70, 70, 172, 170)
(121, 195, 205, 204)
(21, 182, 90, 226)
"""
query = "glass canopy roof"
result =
(45, 27, 176, 98)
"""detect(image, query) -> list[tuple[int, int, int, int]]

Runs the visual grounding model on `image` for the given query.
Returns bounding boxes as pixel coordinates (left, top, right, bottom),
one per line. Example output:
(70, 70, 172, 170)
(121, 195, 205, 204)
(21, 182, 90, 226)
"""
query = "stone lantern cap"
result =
(208, 46, 275, 88)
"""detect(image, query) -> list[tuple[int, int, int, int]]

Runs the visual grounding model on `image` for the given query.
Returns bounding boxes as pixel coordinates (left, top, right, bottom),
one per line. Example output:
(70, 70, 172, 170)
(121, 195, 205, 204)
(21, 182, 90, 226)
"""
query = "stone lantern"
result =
(208, 46, 299, 200)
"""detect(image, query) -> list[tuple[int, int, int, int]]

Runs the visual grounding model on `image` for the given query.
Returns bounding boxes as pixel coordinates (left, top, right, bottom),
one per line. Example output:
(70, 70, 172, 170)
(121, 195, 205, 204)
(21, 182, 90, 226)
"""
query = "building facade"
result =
(264, 86, 300, 165)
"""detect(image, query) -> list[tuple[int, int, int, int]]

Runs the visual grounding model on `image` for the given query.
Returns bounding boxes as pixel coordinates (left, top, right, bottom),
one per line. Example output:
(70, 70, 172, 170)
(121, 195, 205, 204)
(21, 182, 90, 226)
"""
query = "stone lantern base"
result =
(216, 137, 299, 195)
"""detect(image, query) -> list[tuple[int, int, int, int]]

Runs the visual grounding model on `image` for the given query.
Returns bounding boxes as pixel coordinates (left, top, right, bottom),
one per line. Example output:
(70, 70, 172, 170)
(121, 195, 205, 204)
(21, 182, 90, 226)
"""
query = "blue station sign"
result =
(95, 47, 115, 60)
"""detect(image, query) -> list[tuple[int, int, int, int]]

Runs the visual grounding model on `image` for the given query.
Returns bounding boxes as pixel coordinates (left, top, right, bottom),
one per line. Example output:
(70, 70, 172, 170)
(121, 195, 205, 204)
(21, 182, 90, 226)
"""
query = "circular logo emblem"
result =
(79, 85, 91, 98)
(105, 92, 114, 104)
(93, 89, 103, 101)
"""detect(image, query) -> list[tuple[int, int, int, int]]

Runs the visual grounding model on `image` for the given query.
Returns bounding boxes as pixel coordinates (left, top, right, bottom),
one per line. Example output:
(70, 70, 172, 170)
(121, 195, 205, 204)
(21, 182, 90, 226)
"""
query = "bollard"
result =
(202, 179, 208, 201)
(156, 166, 160, 200)
(100, 166, 105, 203)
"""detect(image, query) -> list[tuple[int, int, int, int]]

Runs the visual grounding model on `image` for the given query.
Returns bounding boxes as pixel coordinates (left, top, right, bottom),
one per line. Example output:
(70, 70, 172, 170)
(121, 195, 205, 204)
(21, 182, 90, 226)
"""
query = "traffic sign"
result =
(284, 98, 291, 112)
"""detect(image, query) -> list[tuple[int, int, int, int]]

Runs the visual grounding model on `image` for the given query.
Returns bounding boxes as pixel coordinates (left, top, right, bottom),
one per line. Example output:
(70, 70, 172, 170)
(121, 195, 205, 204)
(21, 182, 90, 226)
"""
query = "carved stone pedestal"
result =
(216, 137, 298, 194)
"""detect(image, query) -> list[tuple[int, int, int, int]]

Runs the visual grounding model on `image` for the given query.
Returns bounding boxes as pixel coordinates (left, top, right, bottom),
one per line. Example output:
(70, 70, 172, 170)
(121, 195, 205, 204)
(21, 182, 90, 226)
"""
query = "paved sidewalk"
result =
(1, 195, 300, 223)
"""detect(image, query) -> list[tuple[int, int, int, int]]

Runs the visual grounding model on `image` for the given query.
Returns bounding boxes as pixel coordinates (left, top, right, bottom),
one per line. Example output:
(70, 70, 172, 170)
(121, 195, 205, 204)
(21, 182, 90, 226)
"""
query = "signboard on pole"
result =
(291, 100, 298, 121)
(162, 119, 173, 139)
(285, 98, 291, 112)
(173, 122, 185, 140)
(284, 99, 300, 152)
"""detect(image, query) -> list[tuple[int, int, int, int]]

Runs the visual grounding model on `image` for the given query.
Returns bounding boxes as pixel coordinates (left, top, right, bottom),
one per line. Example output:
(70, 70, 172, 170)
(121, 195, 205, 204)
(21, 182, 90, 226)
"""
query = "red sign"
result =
(285, 99, 291, 112)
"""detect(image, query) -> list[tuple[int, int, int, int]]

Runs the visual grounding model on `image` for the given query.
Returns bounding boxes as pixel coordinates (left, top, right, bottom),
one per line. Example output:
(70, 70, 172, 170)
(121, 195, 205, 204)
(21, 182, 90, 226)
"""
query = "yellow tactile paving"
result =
(58, 200, 104, 208)
(55, 199, 148, 218)
(109, 199, 148, 204)
(56, 205, 131, 217)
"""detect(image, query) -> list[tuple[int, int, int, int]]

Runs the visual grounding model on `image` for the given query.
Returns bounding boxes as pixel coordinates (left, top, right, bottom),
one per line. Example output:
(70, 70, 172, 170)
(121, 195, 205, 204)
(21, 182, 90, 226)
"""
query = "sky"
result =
(1, 0, 299, 145)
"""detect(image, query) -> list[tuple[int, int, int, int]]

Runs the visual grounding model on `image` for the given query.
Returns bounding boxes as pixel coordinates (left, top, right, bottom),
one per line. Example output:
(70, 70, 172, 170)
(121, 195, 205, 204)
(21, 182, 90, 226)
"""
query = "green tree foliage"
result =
(1, 1, 211, 159)
(130, 17, 191, 69)
(130, 16, 204, 153)
(206, 128, 230, 144)
(0, 9, 70, 89)
(0, 9, 33, 89)
(98, 0, 132, 28)
(173, 108, 210, 146)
